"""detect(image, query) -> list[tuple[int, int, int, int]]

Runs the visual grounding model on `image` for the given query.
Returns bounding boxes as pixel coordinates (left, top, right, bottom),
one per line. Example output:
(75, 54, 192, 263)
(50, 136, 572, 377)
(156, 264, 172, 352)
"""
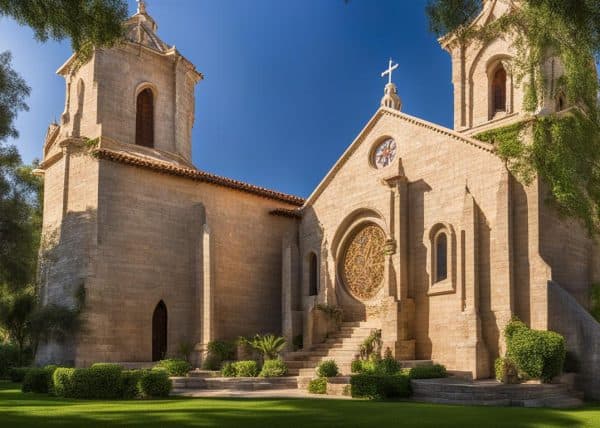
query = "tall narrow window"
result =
(309, 253, 318, 296)
(492, 65, 507, 113)
(435, 233, 448, 282)
(136, 88, 154, 148)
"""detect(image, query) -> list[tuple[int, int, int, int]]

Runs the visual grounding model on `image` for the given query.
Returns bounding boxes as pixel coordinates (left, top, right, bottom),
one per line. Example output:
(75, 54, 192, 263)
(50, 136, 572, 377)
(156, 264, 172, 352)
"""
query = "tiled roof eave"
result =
(94, 148, 304, 206)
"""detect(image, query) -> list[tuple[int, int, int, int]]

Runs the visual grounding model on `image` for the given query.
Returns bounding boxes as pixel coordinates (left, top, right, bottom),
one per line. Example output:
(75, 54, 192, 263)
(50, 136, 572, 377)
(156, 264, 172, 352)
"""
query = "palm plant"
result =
(250, 334, 286, 360)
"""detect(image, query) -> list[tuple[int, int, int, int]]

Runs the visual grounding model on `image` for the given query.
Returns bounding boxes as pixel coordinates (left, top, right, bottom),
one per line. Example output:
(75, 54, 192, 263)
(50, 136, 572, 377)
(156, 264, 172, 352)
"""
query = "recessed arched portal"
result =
(152, 300, 167, 361)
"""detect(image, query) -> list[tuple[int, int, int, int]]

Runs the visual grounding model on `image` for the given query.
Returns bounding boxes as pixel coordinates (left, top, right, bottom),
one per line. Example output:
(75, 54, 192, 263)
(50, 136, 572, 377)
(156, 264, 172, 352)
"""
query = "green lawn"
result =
(0, 382, 599, 427)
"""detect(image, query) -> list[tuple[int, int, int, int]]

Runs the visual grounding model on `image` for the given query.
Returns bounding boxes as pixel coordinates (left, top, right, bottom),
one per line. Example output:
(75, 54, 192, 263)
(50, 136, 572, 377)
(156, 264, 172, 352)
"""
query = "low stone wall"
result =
(548, 281, 600, 400)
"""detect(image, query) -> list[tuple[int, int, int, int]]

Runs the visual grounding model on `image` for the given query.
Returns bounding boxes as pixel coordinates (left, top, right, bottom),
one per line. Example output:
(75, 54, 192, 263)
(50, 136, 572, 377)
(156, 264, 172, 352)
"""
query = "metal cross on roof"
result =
(381, 58, 399, 85)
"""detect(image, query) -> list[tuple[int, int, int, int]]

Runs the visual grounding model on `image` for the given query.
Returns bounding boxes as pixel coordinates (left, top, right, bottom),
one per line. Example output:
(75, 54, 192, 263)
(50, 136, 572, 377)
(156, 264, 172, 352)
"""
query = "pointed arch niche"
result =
(152, 300, 167, 361)
(426, 222, 456, 296)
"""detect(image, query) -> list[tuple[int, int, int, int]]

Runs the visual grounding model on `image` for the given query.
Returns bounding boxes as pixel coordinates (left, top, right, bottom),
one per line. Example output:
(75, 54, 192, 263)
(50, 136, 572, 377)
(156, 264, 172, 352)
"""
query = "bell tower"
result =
(55, 0, 203, 162)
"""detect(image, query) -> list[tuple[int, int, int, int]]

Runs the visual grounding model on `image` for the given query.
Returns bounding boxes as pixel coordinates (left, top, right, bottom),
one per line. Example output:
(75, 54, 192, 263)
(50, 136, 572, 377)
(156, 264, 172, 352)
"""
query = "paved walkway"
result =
(172, 388, 352, 399)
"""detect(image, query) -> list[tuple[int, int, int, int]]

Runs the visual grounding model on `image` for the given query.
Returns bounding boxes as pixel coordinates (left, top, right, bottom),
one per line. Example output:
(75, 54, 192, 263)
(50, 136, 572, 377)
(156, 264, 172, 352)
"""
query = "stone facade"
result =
(36, 0, 600, 397)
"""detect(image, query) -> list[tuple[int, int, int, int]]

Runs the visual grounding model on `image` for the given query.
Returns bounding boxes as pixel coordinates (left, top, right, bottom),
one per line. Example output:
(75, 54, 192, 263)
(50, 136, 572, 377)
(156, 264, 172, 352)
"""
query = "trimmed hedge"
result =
(505, 319, 566, 382)
(139, 369, 172, 398)
(232, 360, 259, 377)
(120, 370, 144, 399)
(307, 377, 327, 394)
(316, 360, 339, 378)
(408, 364, 447, 379)
(153, 359, 191, 377)
(8, 367, 29, 383)
(350, 374, 410, 400)
(22, 366, 57, 394)
(352, 356, 401, 375)
(221, 362, 237, 377)
(87, 364, 123, 399)
(259, 358, 287, 377)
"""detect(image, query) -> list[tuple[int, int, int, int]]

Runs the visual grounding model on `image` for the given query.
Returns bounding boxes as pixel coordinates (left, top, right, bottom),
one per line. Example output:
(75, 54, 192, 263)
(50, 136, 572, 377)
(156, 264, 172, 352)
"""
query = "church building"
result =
(35, 0, 600, 398)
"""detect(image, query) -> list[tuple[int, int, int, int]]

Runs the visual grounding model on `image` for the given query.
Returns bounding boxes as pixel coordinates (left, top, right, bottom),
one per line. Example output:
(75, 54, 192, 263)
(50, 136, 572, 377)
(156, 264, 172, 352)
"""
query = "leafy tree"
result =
(425, 0, 482, 37)
(0, 146, 41, 290)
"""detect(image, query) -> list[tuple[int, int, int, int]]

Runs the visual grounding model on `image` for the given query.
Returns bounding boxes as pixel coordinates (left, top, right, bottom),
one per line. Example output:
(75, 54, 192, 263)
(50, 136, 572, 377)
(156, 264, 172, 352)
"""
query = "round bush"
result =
(220, 362, 236, 377)
(259, 358, 287, 377)
(88, 363, 123, 399)
(233, 360, 259, 377)
(316, 360, 339, 378)
(408, 364, 447, 379)
(350, 373, 410, 400)
(153, 359, 192, 377)
(52, 368, 75, 397)
(307, 377, 327, 394)
(139, 369, 172, 398)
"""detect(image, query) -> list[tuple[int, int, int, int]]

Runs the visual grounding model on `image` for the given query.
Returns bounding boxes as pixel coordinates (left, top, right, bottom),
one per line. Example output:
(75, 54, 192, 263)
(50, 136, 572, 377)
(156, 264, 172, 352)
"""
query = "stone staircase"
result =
(283, 321, 379, 377)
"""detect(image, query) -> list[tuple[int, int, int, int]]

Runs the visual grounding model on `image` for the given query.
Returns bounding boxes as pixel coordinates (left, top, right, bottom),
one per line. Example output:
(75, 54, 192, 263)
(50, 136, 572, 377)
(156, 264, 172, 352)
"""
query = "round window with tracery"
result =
(372, 138, 397, 169)
(342, 224, 386, 300)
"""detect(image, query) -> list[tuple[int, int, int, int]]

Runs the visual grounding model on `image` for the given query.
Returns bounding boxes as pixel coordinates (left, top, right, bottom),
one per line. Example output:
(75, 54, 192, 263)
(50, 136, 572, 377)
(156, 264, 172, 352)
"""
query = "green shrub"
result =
(207, 340, 236, 361)
(69, 368, 93, 398)
(233, 360, 259, 377)
(221, 362, 237, 377)
(153, 359, 191, 377)
(8, 367, 29, 383)
(351, 358, 363, 374)
(259, 358, 287, 377)
(139, 369, 172, 398)
(201, 353, 222, 370)
(505, 318, 566, 382)
(379, 349, 401, 375)
(120, 370, 144, 399)
(408, 364, 447, 379)
(0, 343, 19, 379)
(52, 368, 75, 397)
(494, 357, 519, 384)
(350, 374, 410, 400)
(22, 366, 56, 393)
(316, 360, 338, 378)
(88, 364, 123, 399)
(307, 377, 327, 394)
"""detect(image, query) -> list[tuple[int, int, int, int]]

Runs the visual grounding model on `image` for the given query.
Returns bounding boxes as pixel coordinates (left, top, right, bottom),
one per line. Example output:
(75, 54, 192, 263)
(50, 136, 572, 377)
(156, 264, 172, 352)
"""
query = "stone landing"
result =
(411, 378, 584, 408)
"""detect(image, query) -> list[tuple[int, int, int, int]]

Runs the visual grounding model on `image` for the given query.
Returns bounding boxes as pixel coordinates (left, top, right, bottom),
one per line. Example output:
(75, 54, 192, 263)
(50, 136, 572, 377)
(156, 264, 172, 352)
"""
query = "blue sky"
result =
(0, 0, 453, 198)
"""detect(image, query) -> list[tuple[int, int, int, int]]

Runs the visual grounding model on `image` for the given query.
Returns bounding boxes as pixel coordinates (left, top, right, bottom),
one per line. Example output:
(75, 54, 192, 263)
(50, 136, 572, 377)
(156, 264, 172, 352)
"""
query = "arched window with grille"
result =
(136, 88, 154, 148)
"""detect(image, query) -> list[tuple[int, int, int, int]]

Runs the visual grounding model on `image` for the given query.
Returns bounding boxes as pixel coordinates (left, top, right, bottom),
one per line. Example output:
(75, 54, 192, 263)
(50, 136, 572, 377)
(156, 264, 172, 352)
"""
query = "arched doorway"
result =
(152, 301, 167, 361)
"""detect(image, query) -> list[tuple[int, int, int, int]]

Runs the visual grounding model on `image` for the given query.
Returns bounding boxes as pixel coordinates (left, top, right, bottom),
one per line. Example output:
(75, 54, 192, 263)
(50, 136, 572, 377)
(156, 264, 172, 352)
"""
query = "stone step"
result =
(172, 376, 299, 391)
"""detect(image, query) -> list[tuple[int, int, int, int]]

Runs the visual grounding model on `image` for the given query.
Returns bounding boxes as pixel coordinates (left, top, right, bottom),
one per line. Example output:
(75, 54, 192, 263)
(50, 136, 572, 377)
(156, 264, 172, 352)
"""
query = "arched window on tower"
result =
(136, 88, 154, 148)
(492, 64, 507, 113)
(435, 232, 448, 283)
(308, 252, 318, 296)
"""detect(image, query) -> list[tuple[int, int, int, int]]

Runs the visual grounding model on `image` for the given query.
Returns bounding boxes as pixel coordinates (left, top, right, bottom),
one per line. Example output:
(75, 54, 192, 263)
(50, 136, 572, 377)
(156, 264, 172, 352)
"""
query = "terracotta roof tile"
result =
(94, 148, 304, 206)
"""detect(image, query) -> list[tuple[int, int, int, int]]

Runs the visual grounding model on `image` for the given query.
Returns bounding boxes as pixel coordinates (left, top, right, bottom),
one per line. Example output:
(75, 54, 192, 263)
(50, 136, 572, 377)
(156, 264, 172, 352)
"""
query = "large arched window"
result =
(136, 88, 154, 148)
(435, 232, 448, 283)
(309, 252, 318, 296)
(492, 64, 507, 113)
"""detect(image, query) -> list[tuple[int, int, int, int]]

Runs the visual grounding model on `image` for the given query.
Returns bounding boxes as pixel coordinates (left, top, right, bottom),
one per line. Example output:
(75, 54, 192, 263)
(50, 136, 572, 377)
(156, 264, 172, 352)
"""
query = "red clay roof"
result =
(94, 148, 305, 206)
(269, 207, 302, 218)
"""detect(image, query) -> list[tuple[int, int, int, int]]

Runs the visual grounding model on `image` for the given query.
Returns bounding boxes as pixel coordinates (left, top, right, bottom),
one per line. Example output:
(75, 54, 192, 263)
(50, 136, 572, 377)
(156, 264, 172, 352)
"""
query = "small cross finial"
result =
(381, 58, 399, 85)
(137, 0, 147, 14)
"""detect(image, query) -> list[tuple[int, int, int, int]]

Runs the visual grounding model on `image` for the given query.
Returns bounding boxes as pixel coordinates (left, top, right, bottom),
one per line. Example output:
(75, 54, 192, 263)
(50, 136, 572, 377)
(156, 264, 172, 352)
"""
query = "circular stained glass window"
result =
(342, 224, 386, 300)
(373, 138, 397, 169)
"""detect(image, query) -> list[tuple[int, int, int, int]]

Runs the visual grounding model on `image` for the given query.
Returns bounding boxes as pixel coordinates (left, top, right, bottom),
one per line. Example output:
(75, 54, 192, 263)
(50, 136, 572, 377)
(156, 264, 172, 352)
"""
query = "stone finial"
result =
(137, 0, 147, 14)
(381, 83, 402, 111)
